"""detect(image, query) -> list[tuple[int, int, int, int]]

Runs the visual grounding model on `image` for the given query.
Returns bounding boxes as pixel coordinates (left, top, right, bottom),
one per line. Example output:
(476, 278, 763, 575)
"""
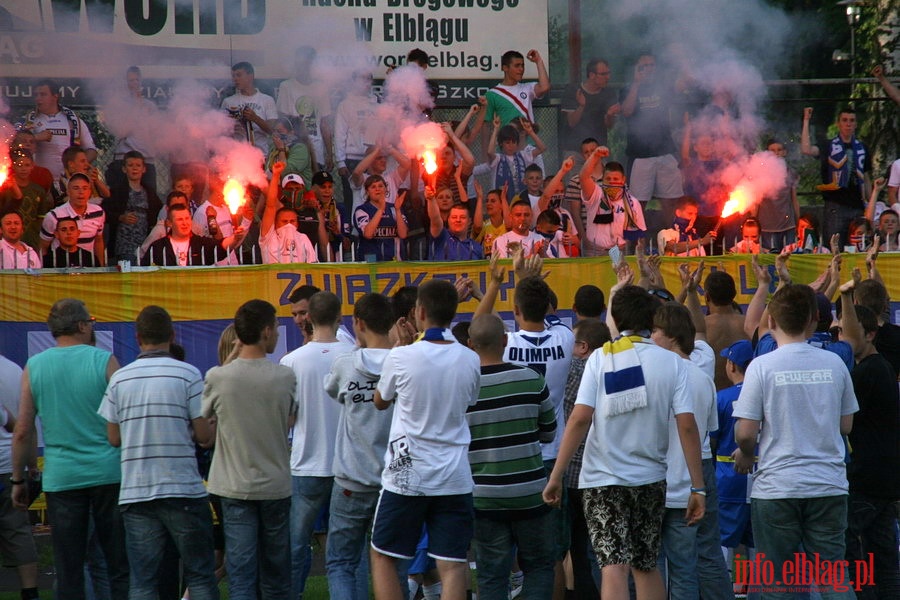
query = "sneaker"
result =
(509, 571, 524, 599)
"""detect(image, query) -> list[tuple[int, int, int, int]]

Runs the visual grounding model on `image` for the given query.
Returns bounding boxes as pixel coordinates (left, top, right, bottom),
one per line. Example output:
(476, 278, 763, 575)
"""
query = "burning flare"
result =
(223, 178, 245, 227)
(0, 165, 7, 188)
(422, 150, 437, 175)
(722, 186, 751, 219)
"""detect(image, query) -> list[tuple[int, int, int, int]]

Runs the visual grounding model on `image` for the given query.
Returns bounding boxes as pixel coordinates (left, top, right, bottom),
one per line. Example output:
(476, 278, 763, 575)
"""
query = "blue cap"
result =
(719, 339, 753, 370)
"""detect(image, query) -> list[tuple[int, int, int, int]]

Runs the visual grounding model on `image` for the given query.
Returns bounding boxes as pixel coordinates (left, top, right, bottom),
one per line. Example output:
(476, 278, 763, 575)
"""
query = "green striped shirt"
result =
(467, 363, 556, 520)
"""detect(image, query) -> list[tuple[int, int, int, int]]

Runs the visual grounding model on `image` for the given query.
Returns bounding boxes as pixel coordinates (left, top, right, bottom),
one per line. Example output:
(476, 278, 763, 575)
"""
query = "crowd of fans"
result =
(0, 44, 898, 600)
(1, 49, 899, 270)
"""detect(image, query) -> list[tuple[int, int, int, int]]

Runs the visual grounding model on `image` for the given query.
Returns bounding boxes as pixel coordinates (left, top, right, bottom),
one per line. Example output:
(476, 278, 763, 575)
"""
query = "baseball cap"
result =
(311, 170, 334, 186)
(281, 173, 305, 188)
(719, 339, 753, 370)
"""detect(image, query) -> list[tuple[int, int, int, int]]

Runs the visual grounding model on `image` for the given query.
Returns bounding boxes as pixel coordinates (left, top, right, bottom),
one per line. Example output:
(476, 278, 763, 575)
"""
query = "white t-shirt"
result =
(0, 355, 22, 473)
(505, 325, 575, 460)
(221, 89, 278, 155)
(887, 158, 900, 190)
(276, 78, 332, 163)
(665, 359, 718, 508)
(280, 340, 356, 477)
(259, 224, 318, 264)
(576, 340, 693, 487)
(582, 186, 647, 252)
(732, 342, 858, 499)
(690, 340, 716, 382)
(28, 109, 96, 179)
(492, 230, 547, 258)
(170, 238, 190, 267)
(377, 340, 480, 496)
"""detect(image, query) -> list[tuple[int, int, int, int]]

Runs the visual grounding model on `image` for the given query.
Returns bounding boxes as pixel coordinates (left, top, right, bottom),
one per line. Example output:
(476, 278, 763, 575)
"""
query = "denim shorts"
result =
(371, 490, 473, 562)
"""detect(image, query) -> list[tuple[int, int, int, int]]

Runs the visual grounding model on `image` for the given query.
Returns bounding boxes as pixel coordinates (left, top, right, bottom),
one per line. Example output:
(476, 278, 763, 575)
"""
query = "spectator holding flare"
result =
(141, 203, 246, 267)
(426, 187, 483, 261)
(0, 148, 53, 251)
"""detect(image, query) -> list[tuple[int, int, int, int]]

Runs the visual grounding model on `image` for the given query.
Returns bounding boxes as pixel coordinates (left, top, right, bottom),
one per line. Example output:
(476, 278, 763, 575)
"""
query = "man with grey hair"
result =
(11, 298, 129, 600)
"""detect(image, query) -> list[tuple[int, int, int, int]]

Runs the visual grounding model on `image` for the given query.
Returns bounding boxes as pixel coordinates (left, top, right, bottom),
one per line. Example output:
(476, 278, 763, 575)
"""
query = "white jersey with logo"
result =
(221, 90, 278, 155)
(28, 110, 96, 179)
(504, 325, 574, 460)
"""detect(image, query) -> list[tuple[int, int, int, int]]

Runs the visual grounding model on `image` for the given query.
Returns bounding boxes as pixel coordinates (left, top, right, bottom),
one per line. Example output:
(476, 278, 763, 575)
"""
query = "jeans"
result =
(45, 484, 129, 600)
(567, 488, 600, 600)
(751, 495, 855, 599)
(697, 458, 736, 599)
(845, 493, 900, 600)
(659, 507, 699, 599)
(291, 476, 333, 599)
(824, 201, 861, 250)
(324, 484, 378, 600)
(121, 497, 219, 600)
(220, 496, 291, 600)
(471, 512, 556, 600)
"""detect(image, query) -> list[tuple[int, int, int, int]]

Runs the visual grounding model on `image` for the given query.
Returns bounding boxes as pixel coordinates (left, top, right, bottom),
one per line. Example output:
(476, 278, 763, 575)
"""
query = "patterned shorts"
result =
(581, 481, 666, 571)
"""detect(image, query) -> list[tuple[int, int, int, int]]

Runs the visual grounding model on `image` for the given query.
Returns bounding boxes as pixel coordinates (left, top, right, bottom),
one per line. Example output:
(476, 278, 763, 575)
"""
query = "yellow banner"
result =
(0, 254, 883, 324)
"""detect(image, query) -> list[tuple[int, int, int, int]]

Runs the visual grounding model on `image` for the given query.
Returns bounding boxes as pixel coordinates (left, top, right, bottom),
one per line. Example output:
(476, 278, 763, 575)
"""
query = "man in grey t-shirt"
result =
(733, 284, 857, 598)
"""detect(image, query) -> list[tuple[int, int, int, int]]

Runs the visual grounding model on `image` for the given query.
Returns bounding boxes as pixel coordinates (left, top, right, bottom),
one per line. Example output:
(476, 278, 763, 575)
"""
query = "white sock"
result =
(408, 578, 421, 599)
(423, 582, 443, 600)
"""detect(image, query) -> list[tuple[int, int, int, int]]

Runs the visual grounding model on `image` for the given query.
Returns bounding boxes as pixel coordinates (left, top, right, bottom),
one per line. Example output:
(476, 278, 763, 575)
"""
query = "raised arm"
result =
(521, 119, 547, 158)
(680, 261, 708, 342)
(864, 177, 886, 222)
(261, 161, 285, 236)
(539, 157, 574, 213)
(839, 269, 865, 357)
(443, 122, 475, 174)
(472, 180, 485, 236)
(351, 145, 381, 187)
(474, 253, 506, 318)
(580, 146, 609, 201)
(873, 65, 900, 106)
(486, 115, 501, 162)
(605, 263, 634, 338)
(744, 253, 773, 338)
(425, 186, 444, 238)
(527, 49, 550, 98)
(800, 107, 819, 158)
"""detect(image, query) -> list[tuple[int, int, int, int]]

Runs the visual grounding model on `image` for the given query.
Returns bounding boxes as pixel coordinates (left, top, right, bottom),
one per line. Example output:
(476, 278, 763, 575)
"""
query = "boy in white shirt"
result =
(371, 279, 481, 600)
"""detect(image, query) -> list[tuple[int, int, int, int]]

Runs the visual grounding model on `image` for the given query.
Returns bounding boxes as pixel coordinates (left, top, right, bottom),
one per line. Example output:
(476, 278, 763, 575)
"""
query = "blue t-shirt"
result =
(354, 201, 406, 261)
(27, 345, 121, 492)
(429, 228, 483, 261)
(710, 383, 750, 503)
(754, 331, 853, 372)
